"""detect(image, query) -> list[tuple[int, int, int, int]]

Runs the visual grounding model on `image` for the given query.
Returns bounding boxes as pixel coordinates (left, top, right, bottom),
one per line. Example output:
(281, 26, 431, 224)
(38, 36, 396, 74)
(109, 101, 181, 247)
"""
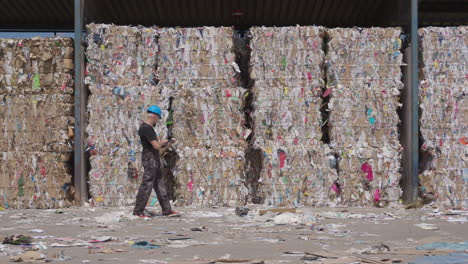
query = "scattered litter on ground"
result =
(9, 251, 46, 263)
(168, 236, 192, 241)
(50, 241, 91, 248)
(273, 213, 304, 225)
(89, 236, 112, 243)
(212, 254, 264, 263)
(89, 247, 127, 254)
(9, 214, 26, 219)
(95, 212, 126, 225)
(349, 243, 391, 255)
(235, 207, 250, 217)
(190, 226, 207, 232)
(187, 211, 224, 218)
(416, 241, 468, 251)
(54, 250, 72, 261)
(1, 207, 468, 263)
(32, 242, 47, 250)
(409, 253, 468, 264)
(259, 208, 296, 216)
(3, 236, 32, 246)
(131, 241, 162, 250)
(28, 230, 44, 234)
(0, 244, 24, 257)
(139, 260, 168, 264)
(414, 223, 439, 230)
(50, 243, 72, 248)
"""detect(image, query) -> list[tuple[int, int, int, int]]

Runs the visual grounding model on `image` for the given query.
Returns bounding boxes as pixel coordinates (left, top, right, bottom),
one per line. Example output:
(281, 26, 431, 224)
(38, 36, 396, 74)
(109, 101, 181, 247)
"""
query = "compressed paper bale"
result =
(86, 24, 159, 88)
(249, 26, 338, 206)
(157, 27, 236, 98)
(419, 170, 465, 208)
(171, 90, 246, 148)
(250, 26, 326, 98)
(174, 146, 246, 206)
(251, 26, 326, 147)
(0, 38, 74, 209)
(1, 38, 74, 95)
(326, 27, 403, 206)
(86, 88, 167, 206)
(86, 24, 165, 206)
(156, 27, 248, 206)
(0, 151, 73, 209)
(257, 143, 338, 206)
(253, 95, 323, 146)
(418, 26, 468, 209)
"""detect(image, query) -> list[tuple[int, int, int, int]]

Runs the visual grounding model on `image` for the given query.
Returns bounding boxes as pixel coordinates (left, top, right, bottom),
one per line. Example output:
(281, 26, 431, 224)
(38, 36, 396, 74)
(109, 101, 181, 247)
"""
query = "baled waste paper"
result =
(418, 26, 468, 209)
(326, 27, 404, 207)
(86, 24, 166, 206)
(0, 38, 74, 209)
(157, 27, 248, 206)
(250, 26, 338, 207)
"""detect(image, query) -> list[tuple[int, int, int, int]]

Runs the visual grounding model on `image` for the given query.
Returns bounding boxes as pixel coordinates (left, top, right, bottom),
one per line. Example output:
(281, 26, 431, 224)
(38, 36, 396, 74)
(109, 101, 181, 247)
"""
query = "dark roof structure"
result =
(0, 0, 466, 31)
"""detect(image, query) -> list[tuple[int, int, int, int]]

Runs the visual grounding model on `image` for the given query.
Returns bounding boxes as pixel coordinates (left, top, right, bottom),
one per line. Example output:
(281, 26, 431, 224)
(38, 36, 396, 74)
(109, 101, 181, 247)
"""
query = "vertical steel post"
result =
(74, 0, 87, 205)
(402, 0, 419, 204)
(410, 0, 420, 203)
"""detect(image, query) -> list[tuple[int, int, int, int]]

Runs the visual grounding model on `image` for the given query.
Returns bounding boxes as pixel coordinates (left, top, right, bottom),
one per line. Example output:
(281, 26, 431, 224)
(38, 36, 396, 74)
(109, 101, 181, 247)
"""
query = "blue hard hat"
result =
(147, 105, 162, 118)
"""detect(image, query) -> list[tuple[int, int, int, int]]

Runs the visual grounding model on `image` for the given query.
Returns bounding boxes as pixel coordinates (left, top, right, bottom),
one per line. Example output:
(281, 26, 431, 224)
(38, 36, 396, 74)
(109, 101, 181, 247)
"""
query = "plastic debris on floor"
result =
(326, 28, 404, 207)
(157, 27, 248, 206)
(418, 26, 468, 209)
(409, 253, 468, 264)
(0, 37, 74, 209)
(0, 206, 467, 263)
(249, 26, 338, 207)
(85, 24, 166, 206)
(416, 241, 468, 251)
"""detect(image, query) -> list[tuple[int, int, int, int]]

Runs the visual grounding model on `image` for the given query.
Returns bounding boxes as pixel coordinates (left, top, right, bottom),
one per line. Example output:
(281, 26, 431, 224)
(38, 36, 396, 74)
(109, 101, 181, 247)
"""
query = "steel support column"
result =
(74, 0, 87, 205)
(402, 0, 419, 204)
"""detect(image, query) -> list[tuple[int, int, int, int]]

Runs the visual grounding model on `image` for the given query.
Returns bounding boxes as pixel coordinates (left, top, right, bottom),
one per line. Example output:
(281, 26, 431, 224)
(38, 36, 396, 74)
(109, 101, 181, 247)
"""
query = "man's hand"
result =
(160, 141, 172, 156)
(150, 139, 169, 150)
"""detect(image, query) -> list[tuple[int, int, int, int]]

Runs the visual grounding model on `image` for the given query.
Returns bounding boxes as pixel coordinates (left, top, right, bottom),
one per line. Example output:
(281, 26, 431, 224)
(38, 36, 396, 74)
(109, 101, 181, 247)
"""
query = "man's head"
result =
(146, 105, 162, 126)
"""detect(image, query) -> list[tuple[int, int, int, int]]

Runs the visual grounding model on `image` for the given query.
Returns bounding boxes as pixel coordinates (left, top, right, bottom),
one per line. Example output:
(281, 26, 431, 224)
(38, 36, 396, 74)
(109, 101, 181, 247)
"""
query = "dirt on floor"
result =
(0, 205, 467, 263)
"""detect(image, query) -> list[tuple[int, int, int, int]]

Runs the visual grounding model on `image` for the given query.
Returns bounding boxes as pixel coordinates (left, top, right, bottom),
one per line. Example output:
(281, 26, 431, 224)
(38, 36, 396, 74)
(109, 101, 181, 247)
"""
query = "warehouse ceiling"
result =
(0, 0, 467, 31)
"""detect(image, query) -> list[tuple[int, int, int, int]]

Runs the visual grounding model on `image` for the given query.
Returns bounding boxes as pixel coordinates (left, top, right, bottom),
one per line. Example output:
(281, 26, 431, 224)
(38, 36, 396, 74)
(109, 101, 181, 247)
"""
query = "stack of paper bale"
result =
(250, 26, 338, 206)
(326, 28, 403, 206)
(86, 24, 166, 206)
(0, 38, 74, 208)
(419, 26, 467, 209)
(157, 27, 248, 206)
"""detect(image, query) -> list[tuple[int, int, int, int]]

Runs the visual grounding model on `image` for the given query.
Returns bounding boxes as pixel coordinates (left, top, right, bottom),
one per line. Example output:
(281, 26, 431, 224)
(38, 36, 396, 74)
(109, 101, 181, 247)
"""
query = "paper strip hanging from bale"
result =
(0, 38, 74, 208)
(418, 26, 468, 209)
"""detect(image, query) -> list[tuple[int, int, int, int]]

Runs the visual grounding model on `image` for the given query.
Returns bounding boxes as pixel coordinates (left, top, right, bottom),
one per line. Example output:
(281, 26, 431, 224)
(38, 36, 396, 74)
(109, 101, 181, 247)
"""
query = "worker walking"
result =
(133, 105, 179, 218)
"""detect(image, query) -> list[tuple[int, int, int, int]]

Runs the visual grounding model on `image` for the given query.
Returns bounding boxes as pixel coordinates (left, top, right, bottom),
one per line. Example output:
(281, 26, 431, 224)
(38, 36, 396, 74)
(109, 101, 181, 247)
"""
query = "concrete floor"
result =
(0, 206, 467, 263)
